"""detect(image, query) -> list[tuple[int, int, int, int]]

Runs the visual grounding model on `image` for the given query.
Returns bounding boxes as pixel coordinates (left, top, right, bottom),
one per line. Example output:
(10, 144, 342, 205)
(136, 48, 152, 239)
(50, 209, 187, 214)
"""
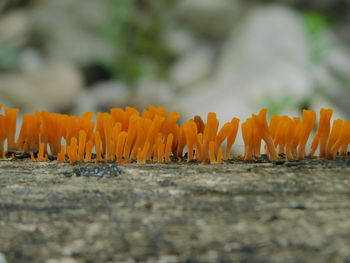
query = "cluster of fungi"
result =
(0, 104, 348, 164)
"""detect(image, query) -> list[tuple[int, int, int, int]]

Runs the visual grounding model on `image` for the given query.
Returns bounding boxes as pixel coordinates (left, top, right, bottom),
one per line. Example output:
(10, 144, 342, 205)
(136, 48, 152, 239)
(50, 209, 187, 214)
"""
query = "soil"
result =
(1, 158, 350, 263)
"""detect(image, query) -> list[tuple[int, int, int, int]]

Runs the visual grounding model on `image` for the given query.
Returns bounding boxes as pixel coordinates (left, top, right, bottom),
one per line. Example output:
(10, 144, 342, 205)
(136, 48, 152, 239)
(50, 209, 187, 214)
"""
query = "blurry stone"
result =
(169, 45, 214, 89)
(0, 253, 7, 263)
(0, 61, 82, 112)
(156, 255, 179, 263)
(134, 76, 175, 110)
(326, 41, 350, 80)
(32, 0, 114, 65)
(179, 5, 312, 122)
(307, 29, 350, 119)
(46, 257, 77, 263)
(75, 81, 130, 114)
(18, 48, 43, 72)
(178, 0, 241, 39)
(165, 29, 197, 56)
(0, 10, 30, 48)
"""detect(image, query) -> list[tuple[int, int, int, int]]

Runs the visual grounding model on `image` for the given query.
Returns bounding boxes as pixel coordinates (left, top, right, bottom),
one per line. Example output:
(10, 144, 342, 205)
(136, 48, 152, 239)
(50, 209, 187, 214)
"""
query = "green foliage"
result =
(0, 43, 19, 70)
(302, 12, 331, 64)
(261, 93, 295, 116)
(104, 0, 174, 86)
(258, 92, 312, 116)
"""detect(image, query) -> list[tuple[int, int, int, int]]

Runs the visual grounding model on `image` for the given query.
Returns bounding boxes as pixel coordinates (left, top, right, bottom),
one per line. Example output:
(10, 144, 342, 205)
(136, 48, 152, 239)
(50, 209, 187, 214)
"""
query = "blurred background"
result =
(1, 0, 350, 122)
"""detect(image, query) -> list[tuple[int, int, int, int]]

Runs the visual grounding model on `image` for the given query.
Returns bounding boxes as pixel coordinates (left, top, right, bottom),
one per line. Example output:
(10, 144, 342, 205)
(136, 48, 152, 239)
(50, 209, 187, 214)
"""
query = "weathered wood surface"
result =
(1, 159, 350, 263)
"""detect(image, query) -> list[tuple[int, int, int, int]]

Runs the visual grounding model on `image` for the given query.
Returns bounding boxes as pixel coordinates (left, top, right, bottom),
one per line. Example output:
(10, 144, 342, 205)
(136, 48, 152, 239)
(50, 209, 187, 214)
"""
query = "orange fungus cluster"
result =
(0, 104, 348, 164)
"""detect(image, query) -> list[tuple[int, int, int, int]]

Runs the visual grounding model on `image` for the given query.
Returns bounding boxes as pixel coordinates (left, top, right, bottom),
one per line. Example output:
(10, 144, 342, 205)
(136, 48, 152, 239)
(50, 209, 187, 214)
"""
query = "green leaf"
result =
(0, 43, 19, 69)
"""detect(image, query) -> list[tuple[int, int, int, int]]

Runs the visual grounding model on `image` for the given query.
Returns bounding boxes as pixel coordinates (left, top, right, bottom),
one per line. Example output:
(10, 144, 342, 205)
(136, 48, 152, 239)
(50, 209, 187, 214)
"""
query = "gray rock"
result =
(156, 255, 179, 263)
(179, 5, 312, 122)
(169, 45, 214, 89)
(32, 0, 114, 65)
(45, 257, 77, 263)
(165, 29, 197, 56)
(178, 0, 241, 39)
(0, 10, 30, 48)
(75, 81, 130, 114)
(0, 253, 7, 263)
(135, 76, 175, 110)
(0, 61, 83, 112)
(18, 48, 43, 72)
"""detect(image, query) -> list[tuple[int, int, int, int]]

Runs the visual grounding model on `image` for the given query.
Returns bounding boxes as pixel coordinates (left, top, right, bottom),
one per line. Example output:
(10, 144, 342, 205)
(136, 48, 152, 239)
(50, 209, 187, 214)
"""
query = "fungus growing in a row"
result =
(309, 109, 333, 158)
(201, 113, 219, 162)
(252, 109, 278, 161)
(339, 121, 350, 156)
(37, 142, 45, 162)
(4, 108, 19, 152)
(164, 133, 174, 163)
(209, 141, 216, 164)
(183, 120, 197, 162)
(0, 105, 348, 164)
(57, 145, 66, 162)
(116, 131, 127, 163)
(225, 118, 240, 160)
(85, 141, 93, 162)
(93, 132, 102, 161)
(297, 110, 316, 160)
(239, 108, 340, 161)
(16, 114, 39, 152)
(284, 117, 301, 160)
(325, 120, 350, 160)
(241, 119, 252, 161)
(67, 137, 78, 164)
